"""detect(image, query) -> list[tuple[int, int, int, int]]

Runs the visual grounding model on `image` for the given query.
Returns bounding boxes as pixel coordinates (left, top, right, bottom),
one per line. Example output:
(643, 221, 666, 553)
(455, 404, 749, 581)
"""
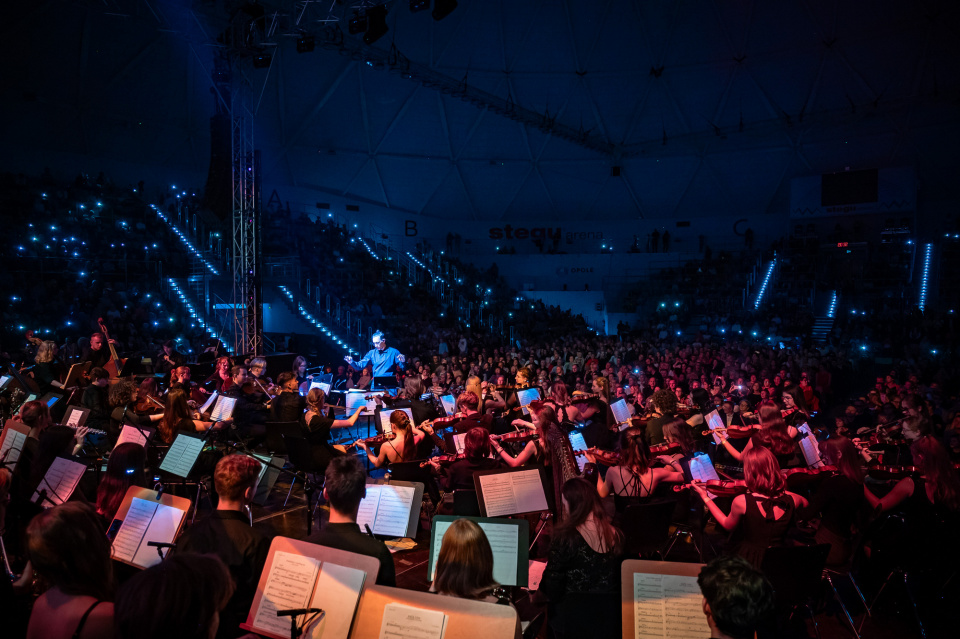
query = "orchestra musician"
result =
(270, 372, 305, 422)
(158, 389, 229, 444)
(220, 366, 269, 437)
(780, 383, 812, 427)
(81, 332, 115, 370)
(246, 357, 274, 397)
(863, 435, 960, 517)
(344, 331, 406, 378)
(644, 389, 679, 446)
(716, 401, 797, 469)
(155, 340, 184, 377)
(80, 367, 111, 441)
(424, 427, 502, 492)
(302, 388, 366, 470)
(584, 427, 682, 510)
(355, 410, 425, 467)
(292, 356, 312, 385)
(108, 380, 163, 441)
(31, 340, 64, 396)
(691, 446, 808, 567)
(204, 357, 234, 393)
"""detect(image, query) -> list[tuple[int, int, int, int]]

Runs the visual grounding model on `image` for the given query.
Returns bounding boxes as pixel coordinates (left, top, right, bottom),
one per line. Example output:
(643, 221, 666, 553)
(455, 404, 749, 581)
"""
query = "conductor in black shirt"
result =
(177, 454, 273, 639)
(312, 455, 396, 586)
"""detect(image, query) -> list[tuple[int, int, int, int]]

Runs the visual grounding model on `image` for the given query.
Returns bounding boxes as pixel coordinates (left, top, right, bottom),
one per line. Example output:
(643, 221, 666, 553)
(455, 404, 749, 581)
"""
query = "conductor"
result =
(344, 331, 406, 378)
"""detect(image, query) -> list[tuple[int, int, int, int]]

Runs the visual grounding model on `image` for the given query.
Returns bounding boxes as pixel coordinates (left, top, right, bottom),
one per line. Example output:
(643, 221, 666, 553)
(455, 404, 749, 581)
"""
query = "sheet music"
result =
(439, 395, 456, 416)
(0, 429, 27, 466)
(0, 375, 9, 388)
(378, 409, 413, 436)
(111, 497, 158, 563)
(634, 573, 710, 639)
(704, 410, 724, 445)
(355, 486, 382, 534)
(110, 497, 185, 568)
(452, 433, 467, 455)
(430, 520, 519, 586)
(304, 562, 367, 639)
(516, 388, 540, 407)
(200, 390, 218, 414)
(688, 455, 720, 483)
(210, 395, 237, 422)
(159, 434, 205, 477)
(611, 399, 632, 425)
(32, 457, 85, 507)
(568, 431, 588, 473)
(527, 560, 547, 591)
(797, 423, 824, 468)
(356, 485, 414, 538)
(378, 603, 446, 639)
(478, 469, 548, 517)
(64, 408, 83, 428)
(252, 551, 321, 637)
(115, 424, 148, 449)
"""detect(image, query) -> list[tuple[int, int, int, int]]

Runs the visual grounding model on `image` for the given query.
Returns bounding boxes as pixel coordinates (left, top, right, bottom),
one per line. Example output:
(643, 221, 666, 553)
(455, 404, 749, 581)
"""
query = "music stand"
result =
(473, 466, 549, 518)
(428, 516, 529, 586)
(371, 376, 398, 392)
(5, 363, 40, 395)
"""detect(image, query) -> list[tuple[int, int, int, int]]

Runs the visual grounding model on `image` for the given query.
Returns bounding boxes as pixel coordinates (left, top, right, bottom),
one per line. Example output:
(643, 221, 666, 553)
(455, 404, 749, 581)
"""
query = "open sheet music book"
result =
(0, 421, 29, 468)
(704, 410, 724, 444)
(429, 516, 529, 587)
(356, 483, 420, 538)
(115, 424, 153, 450)
(111, 496, 187, 569)
(32, 457, 85, 507)
(474, 468, 548, 517)
(199, 390, 219, 414)
(797, 423, 825, 468)
(210, 395, 237, 422)
(687, 454, 720, 484)
(611, 399, 633, 425)
(622, 560, 710, 639)
(243, 540, 371, 639)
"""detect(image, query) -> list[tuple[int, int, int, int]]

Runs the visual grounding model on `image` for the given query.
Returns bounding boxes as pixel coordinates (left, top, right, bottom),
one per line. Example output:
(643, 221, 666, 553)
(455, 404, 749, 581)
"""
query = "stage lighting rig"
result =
(363, 5, 389, 45)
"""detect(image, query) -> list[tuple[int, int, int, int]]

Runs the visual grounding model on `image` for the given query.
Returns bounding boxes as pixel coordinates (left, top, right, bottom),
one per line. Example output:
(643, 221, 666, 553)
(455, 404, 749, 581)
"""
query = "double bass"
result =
(96, 317, 126, 379)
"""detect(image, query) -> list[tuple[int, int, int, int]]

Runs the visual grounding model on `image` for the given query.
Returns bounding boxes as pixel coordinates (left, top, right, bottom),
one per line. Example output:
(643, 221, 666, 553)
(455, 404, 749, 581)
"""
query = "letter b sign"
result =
(405, 220, 418, 237)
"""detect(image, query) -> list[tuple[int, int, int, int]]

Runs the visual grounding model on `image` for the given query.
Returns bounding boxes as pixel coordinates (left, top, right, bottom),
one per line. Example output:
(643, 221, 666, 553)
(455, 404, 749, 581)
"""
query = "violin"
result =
(420, 453, 465, 467)
(355, 433, 395, 447)
(574, 447, 621, 466)
(562, 393, 600, 405)
(650, 441, 682, 454)
(496, 431, 539, 444)
(425, 412, 469, 428)
(674, 479, 749, 497)
(135, 393, 165, 415)
(702, 424, 761, 439)
(781, 465, 838, 478)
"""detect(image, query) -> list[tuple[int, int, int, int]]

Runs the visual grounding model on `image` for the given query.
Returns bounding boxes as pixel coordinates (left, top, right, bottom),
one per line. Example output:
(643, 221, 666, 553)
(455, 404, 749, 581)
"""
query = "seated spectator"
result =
(313, 455, 395, 586)
(697, 555, 774, 639)
(176, 454, 272, 639)
(25, 503, 115, 639)
(115, 553, 234, 639)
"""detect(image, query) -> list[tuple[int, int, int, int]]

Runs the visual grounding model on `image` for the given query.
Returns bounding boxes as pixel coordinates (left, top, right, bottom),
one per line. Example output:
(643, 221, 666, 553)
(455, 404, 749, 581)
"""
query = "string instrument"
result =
(574, 447, 620, 466)
(420, 453, 465, 467)
(702, 424, 761, 439)
(354, 432, 395, 447)
(781, 465, 838, 478)
(245, 376, 276, 406)
(184, 381, 210, 406)
(96, 317, 126, 379)
(496, 431, 539, 444)
(563, 393, 600, 405)
(135, 393, 164, 415)
(865, 462, 960, 481)
(425, 413, 469, 428)
(24, 329, 43, 348)
(674, 479, 749, 497)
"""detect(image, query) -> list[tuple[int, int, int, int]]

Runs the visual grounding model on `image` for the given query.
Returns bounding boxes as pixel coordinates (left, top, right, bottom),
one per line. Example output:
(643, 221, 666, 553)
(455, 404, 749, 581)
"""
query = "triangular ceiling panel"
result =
(375, 89, 454, 158)
(501, 168, 557, 219)
(375, 155, 452, 213)
(419, 166, 476, 219)
(622, 156, 701, 214)
(585, 173, 643, 219)
(458, 159, 535, 220)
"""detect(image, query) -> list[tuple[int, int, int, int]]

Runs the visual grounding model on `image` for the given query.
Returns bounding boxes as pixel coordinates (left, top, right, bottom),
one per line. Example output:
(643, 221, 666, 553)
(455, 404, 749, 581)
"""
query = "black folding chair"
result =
(281, 434, 325, 513)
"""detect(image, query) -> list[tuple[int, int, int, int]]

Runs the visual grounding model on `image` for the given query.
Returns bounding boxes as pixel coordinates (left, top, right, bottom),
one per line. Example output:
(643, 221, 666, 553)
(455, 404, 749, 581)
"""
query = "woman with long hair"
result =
(539, 477, 624, 638)
(716, 401, 797, 468)
(357, 409, 424, 466)
(864, 435, 960, 514)
(158, 388, 226, 444)
(433, 426, 502, 491)
(781, 383, 812, 426)
(431, 519, 507, 604)
(692, 446, 808, 567)
(797, 436, 867, 565)
(302, 388, 366, 469)
(586, 426, 683, 506)
(204, 356, 234, 393)
(108, 380, 162, 441)
(25, 502, 115, 639)
(491, 403, 559, 468)
(95, 443, 147, 524)
(32, 340, 64, 395)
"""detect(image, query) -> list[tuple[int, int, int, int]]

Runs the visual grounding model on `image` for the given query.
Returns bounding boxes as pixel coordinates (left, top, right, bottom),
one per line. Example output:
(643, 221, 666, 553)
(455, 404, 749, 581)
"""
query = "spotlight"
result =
(410, 0, 430, 12)
(363, 5, 389, 45)
(296, 34, 315, 53)
(432, 0, 457, 20)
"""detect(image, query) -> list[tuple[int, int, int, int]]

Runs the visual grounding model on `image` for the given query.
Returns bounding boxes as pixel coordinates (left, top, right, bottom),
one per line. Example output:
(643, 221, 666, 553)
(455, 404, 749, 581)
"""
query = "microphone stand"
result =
(276, 608, 324, 639)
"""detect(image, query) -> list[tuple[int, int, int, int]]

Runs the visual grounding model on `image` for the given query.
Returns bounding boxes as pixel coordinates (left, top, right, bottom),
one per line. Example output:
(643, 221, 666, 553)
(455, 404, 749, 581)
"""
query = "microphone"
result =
(364, 523, 375, 538)
(276, 608, 324, 617)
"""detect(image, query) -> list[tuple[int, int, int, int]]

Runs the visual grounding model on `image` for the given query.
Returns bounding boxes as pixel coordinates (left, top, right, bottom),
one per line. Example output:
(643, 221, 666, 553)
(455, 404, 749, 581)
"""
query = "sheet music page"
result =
(797, 424, 824, 468)
(111, 497, 159, 563)
(634, 573, 710, 639)
(200, 390, 218, 414)
(252, 551, 321, 637)
(131, 503, 185, 568)
(370, 484, 415, 538)
(33, 457, 85, 506)
(568, 431, 588, 473)
(304, 562, 367, 639)
(688, 455, 720, 483)
(355, 485, 382, 533)
(510, 469, 548, 514)
(429, 520, 519, 585)
(378, 603, 446, 639)
(210, 396, 237, 422)
(65, 409, 83, 428)
(452, 433, 467, 455)
(115, 424, 148, 449)
(440, 395, 456, 416)
(705, 410, 724, 445)
(662, 575, 711, 638)
(611, 399, 632, 425)
(159, 435, 205, 477)
(476, 473, 518, 517)
(527, 560, 547, 591)
(0, 429, 27, 466)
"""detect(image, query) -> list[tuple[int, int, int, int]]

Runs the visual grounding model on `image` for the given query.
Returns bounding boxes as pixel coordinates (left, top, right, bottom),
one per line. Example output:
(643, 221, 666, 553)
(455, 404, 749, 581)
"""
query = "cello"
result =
(97, 317, 126, 379)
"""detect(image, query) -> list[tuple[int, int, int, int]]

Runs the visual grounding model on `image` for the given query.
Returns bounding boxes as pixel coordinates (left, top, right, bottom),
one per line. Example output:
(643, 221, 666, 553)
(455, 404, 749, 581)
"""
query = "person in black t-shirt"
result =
(270, 371, 305, 423)
(425, 426, 501, 492)
(310, 455, 396, 586)
(176, 455, 273, 639)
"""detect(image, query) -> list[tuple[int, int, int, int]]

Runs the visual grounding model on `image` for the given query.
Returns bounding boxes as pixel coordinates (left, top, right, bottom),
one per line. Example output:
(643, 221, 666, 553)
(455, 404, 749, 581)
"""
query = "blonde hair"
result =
(35, 340, 58, 364)
(433, 519, 497, 599)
